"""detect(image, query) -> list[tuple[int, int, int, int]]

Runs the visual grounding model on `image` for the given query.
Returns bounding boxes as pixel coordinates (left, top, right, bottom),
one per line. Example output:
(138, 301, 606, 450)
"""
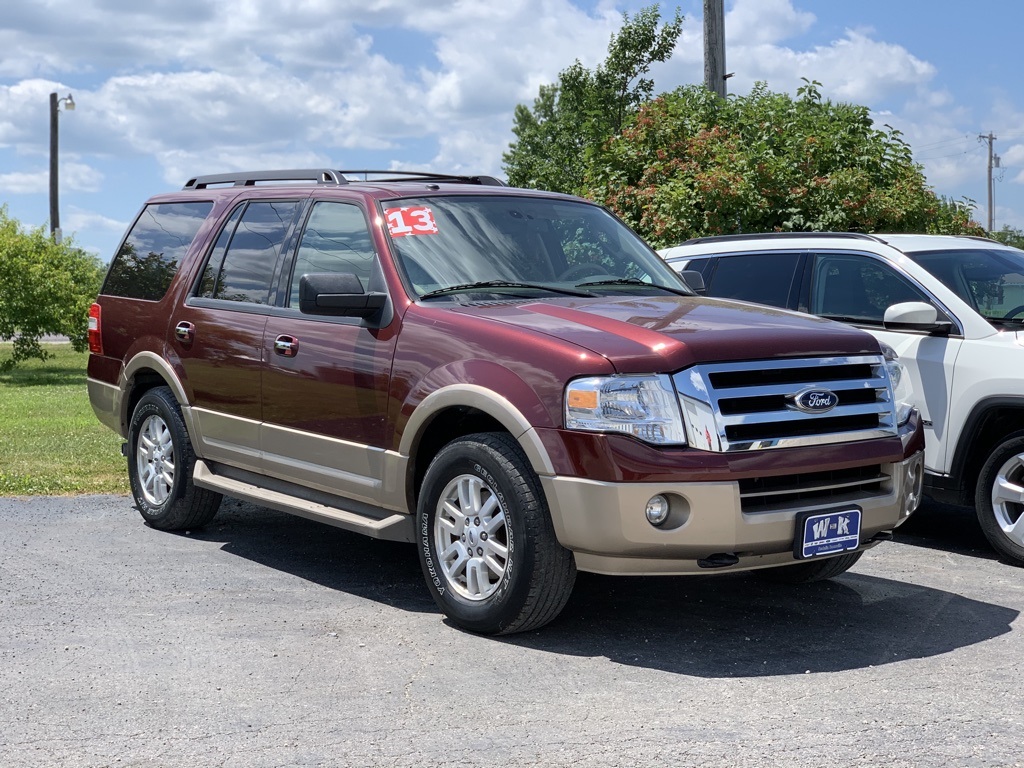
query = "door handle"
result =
(274, 335, 300, 357)
(174, 321, 195, 345)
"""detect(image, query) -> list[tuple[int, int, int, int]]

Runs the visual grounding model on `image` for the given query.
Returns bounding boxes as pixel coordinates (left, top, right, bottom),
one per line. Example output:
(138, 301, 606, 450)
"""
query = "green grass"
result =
(0, 344, 128, 495)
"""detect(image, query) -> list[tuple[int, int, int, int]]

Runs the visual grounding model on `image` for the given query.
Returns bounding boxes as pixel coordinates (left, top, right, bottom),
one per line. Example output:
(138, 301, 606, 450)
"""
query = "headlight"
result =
(565, 374, 686, 445)
(879, 342, 915, 426)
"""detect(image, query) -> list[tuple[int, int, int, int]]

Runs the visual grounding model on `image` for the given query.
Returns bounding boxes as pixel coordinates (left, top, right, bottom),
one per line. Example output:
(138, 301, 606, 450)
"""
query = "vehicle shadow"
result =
(183, 499, 437, 616)
(509, 568, 1017, 677)
(893, 498, 998, 561)
(183, 500, 1018, 678)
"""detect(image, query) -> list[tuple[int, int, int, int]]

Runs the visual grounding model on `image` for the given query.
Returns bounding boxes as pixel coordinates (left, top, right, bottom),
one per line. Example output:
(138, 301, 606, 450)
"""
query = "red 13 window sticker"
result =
(385, 206, 439, 237)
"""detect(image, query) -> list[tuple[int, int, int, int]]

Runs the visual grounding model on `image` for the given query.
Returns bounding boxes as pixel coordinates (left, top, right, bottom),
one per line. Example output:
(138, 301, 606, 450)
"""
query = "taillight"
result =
(88, 303, 103, 355)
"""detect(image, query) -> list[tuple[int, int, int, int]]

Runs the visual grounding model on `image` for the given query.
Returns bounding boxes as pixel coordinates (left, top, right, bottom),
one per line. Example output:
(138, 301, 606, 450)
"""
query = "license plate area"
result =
(794, 507, 861, 559)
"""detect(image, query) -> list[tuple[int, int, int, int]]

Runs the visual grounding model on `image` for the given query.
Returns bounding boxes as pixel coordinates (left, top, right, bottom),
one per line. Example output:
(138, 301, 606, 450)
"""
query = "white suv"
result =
(660, 232, 1024, 565)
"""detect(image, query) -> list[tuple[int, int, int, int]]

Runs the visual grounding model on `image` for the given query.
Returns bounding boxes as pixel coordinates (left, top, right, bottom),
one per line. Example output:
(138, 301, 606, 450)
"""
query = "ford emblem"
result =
(788, 387, 839, 414)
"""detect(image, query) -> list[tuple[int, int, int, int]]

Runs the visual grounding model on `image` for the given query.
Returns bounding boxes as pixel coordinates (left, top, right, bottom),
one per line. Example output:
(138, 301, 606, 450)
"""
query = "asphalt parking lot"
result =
(1, 494, 1021, 767)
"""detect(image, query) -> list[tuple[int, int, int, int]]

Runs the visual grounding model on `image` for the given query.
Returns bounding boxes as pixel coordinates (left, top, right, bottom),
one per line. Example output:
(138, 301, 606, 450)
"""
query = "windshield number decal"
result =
(385, 206, 439, 238)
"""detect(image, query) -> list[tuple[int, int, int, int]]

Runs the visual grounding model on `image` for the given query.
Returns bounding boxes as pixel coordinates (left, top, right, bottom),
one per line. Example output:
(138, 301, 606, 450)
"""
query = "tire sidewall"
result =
(976, 434, 1024, 565)
(127, 390, 186, 525)
(417, 438, 535, 633)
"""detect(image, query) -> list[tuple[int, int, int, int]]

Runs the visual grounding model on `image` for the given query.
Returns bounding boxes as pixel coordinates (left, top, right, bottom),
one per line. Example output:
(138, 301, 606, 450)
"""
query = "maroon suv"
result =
(87, 170, 925, 634)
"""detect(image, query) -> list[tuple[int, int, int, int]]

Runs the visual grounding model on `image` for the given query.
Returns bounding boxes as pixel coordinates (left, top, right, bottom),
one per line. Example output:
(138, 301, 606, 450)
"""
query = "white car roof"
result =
(876, 234, 1019, 254)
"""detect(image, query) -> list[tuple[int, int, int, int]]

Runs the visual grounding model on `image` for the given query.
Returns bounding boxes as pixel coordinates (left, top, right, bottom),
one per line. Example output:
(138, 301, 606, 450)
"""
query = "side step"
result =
(192, 460, 414, 543)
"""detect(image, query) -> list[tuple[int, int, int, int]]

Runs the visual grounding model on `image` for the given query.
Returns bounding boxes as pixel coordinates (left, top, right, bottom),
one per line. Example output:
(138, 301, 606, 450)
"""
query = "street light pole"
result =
(48, 91, 75, 242)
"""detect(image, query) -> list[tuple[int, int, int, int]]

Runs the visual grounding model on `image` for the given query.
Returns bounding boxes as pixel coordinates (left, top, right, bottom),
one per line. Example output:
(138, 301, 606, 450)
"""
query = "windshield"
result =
(381, 195, 690, 300)
(907, 247, 1024, 326)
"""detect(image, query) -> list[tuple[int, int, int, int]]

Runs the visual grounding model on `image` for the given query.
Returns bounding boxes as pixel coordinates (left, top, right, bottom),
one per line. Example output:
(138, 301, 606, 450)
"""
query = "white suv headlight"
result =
(565, 374, 687, 445)
(880, 343, 915, 426)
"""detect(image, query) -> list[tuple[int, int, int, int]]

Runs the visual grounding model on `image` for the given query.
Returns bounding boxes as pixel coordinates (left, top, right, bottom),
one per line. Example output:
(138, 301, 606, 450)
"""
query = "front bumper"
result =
(542, 450, 924, 576)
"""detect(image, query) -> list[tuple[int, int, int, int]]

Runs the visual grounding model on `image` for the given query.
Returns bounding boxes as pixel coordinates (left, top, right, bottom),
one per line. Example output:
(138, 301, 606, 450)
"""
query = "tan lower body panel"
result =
(542, 453, 922, 576)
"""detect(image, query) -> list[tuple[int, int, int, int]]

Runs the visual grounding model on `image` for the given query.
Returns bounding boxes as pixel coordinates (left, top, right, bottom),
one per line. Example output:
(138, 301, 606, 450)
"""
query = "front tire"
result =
(755, 551, 864, 584)
(127, 386, 221, 531)
(417, 433, 576, 634)
(975, 432, 1024, 566)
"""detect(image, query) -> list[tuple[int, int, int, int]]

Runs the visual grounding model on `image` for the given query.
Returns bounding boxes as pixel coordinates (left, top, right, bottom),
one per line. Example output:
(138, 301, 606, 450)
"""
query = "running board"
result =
(192, 460, 414, 543)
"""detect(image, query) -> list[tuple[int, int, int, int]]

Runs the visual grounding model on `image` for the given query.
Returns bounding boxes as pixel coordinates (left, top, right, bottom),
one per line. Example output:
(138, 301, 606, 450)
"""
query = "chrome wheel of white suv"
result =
(992, 454, 1024, 543)
(976, 432, 1024, 565)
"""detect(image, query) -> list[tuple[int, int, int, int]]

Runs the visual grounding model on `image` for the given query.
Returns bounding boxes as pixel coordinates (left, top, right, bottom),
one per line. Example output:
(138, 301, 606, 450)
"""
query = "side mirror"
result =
(679, 269, 705, 294)
(299, 273, 387, 318)
(883, 301, 952, 335)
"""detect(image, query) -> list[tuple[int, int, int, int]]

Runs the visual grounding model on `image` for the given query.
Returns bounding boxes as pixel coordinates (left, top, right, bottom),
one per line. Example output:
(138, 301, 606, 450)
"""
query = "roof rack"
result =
(182, 169, 506, 190)
(681, 231, 885, 246)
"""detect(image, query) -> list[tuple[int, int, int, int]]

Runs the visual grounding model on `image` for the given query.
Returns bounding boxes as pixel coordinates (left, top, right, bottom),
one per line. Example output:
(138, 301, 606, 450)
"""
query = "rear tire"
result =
(975, 432, 1024, 566)
(417, 433, 576, 634)
(127, 386, 221, 531)
(755, 551, 863, 584)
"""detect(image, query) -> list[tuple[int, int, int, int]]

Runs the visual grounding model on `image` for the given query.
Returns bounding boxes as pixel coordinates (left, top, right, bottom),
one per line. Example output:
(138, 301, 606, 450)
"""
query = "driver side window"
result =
(289, 202, 377, 308)
(812, 254, 929, 324)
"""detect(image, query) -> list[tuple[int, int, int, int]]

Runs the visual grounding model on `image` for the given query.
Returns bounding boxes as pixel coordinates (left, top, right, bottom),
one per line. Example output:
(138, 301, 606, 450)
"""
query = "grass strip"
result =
(0, 344, 128, 495)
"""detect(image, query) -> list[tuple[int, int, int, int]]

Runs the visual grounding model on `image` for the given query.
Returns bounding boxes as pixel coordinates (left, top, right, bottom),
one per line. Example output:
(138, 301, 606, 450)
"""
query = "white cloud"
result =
(727, 0, 815, 45)
(0, 170, 46, 195)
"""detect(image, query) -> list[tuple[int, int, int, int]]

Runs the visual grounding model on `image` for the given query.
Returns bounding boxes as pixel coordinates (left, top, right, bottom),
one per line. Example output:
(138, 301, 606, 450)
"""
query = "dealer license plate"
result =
(795, 508, 861, 559)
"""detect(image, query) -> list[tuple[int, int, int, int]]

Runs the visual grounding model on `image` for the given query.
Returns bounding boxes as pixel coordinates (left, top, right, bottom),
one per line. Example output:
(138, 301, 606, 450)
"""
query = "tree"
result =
(992, 226, 1024, 249)
(0, 206, 105, 369)
(584, 80, 985, 246)
(503, 5, 684, 194)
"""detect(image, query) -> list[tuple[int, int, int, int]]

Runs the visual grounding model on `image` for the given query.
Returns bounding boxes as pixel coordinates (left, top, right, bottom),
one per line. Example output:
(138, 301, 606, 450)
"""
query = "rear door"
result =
(175, 197, 304, 472)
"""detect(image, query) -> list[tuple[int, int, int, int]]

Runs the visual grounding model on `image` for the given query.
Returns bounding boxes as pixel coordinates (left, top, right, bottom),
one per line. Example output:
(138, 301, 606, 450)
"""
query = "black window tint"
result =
(706, 252, 801, 308)
(813, 254, 928, 323)
(103, 201, 212, 300)
(198, 205, 244, 298)
(289, 202, 375, 307)
(209, 201, 300, 304)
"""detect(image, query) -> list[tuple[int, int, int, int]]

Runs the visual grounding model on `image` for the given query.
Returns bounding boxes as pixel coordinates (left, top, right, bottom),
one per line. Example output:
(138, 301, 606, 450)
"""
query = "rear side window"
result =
(103, 201, 213, 300)
(199, 200, 301, 304)
(706, 252, 802, 308)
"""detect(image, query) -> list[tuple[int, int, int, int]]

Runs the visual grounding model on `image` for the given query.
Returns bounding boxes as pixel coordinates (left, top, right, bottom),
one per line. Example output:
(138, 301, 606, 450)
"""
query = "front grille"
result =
(739, 464, 890, 512)
(672, 355, 898, 452)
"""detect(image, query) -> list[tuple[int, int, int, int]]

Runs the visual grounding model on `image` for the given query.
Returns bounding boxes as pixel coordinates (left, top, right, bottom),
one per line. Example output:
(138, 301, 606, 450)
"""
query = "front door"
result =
(260, 201, 398, 505)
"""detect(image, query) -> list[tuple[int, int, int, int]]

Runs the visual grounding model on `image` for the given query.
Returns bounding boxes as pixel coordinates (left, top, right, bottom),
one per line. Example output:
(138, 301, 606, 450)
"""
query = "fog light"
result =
(645, 494, 670, 526)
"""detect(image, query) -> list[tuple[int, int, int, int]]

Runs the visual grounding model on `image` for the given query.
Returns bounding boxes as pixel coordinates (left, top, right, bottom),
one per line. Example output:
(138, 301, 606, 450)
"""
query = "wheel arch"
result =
(399, 385, 555, 514)
(120, 352, 193, 438)
(946, 397, 1024, 502)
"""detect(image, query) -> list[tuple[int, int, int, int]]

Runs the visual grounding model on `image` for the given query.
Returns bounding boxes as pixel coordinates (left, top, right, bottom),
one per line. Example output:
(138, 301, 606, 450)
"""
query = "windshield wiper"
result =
(575, 277, 692, 296)
(420, 280, 593, 300)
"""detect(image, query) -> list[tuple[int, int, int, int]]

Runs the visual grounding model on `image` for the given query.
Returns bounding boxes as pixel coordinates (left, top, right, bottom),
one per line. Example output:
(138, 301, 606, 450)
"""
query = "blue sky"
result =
(1, 0, 1022, 261)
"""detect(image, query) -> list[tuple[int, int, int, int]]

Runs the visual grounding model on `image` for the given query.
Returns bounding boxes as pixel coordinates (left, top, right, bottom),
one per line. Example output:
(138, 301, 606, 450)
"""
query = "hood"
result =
(452, 295, 881, 373)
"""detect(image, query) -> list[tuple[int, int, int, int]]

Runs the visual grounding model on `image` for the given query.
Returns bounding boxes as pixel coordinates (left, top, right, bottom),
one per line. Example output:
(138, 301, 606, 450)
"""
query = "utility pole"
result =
(703, 0, 727, 98)
(49, 91, 75, 242)
(979, 132, 998, 232)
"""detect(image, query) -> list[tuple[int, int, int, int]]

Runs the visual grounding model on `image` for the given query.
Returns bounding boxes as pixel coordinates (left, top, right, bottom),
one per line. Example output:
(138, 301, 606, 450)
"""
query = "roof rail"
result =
(681, 231, 885, 246)
(339, 170, 507, 187)
(182, 169, 507, 190)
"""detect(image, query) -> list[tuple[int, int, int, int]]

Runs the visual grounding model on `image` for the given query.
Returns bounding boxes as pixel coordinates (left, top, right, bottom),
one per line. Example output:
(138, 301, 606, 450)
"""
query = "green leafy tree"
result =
(992, 225, 1024, 249)
(0, 206, 105, 369)
(503, 5, 683, 194)
(585, 80, 985, 246)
